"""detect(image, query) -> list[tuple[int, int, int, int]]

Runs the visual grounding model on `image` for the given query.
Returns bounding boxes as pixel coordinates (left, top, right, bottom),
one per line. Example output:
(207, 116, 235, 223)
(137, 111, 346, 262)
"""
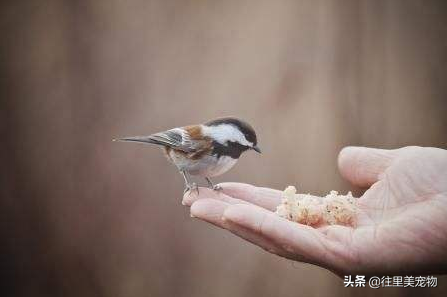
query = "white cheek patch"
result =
(201, 124, 252, 146)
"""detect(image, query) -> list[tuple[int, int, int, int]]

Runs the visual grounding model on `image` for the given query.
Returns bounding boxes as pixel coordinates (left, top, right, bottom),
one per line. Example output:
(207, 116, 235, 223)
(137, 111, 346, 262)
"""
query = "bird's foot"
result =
(212, 185, 222, 191)
(205, 177, 221, 191)
(184, 183, 199, 195)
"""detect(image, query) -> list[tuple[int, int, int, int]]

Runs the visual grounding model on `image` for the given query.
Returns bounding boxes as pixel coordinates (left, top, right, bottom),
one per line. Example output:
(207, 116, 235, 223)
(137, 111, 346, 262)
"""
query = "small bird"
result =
(115, 117, 261, 193)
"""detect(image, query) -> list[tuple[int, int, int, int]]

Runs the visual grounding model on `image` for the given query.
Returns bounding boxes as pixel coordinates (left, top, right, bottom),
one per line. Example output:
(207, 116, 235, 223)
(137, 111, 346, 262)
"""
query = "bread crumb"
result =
(276, 186, 357, 227)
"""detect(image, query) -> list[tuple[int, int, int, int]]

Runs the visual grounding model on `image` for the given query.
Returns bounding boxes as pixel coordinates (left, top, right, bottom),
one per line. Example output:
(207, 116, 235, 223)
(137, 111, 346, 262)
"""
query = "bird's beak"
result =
(252, 145, 262, 153)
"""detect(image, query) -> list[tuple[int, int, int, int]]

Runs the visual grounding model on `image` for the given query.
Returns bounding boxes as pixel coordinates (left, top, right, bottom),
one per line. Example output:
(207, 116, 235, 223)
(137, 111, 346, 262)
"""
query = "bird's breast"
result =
(166, 149, 237, 177)
(203, 155, 238, 177)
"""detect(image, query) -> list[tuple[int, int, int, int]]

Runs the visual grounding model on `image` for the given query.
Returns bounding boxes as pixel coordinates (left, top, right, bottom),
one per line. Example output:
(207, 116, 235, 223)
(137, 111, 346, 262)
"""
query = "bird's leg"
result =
(181, 171, 198, 194)
(205, 177, 222, 191)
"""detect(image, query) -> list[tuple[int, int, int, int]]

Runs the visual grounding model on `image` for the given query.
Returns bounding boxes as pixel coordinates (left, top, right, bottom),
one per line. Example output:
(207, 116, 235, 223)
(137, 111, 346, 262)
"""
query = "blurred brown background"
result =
(2, 0, 447, 296)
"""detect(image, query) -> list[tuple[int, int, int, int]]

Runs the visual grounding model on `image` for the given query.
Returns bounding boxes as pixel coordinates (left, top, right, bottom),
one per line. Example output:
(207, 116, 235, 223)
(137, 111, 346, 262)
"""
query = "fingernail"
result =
(190, 213, 195, 218)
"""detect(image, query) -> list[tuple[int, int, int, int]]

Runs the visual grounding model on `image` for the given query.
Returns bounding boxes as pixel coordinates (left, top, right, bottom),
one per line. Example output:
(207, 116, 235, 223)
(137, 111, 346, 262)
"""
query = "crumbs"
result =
(276, 186, 358, 227)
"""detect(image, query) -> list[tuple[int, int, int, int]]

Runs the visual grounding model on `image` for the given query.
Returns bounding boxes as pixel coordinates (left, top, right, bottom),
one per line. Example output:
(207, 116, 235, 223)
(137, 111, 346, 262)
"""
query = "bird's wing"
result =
(117, 128, 206, 153)
(148, 128, 186, 149)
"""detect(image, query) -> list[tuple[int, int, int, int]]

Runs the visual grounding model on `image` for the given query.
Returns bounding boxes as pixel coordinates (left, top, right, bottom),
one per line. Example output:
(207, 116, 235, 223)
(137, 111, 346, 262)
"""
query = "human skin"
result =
(182, 146, 447, 276)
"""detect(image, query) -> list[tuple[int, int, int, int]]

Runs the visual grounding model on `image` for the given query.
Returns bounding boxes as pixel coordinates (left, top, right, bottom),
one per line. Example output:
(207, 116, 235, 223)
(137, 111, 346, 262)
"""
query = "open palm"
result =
(183, 146, 447, 276)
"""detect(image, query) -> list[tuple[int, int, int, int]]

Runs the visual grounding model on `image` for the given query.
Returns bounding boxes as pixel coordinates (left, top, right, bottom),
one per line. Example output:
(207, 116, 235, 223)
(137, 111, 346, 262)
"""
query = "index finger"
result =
(222, 203, 333, 267)
(218, 183, 282, 211)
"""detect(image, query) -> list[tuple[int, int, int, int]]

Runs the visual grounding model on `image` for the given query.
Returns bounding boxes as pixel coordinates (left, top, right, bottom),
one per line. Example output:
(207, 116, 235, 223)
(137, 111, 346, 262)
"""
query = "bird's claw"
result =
(212, 185, 222, 191)
(184, 183, 199, 195)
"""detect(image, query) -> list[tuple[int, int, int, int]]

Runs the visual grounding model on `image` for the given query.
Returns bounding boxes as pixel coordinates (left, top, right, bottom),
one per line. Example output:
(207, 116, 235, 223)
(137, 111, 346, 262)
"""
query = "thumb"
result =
(337, 146, 398, 187)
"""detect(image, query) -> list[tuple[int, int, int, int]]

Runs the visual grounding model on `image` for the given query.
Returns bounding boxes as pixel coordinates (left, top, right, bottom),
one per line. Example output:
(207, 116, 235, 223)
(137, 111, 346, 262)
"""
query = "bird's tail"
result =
(113, 135, 165, 146)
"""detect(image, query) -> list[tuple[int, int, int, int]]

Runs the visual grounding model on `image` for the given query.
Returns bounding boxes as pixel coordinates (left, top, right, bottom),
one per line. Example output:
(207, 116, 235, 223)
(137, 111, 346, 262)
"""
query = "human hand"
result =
(182, 146, 447, 276)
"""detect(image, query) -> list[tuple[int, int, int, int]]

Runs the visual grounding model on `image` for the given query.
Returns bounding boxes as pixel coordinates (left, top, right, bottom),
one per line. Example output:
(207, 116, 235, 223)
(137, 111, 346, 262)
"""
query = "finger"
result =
(182, 187, 250, 207)
(190, 198, 228, 225)
(222, 204, 333, 266)
(190, 199, 291, 258)
(218, 183, 282, 211)
(224, 221, 294, 259)
(338, 146, 397, 187)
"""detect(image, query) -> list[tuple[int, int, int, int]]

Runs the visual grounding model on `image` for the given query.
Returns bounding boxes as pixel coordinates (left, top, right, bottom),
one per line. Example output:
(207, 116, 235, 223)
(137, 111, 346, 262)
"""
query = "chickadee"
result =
(115, 117, 261, 193)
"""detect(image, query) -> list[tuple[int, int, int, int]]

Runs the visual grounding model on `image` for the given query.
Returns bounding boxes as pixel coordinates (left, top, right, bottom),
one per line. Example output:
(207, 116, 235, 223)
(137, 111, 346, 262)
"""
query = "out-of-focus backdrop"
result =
(2, 1, 447, 296)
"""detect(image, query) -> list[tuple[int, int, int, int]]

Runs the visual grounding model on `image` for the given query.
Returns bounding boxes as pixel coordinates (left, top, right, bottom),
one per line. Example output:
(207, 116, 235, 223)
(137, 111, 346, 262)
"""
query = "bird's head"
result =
(202, 117, 261, 158)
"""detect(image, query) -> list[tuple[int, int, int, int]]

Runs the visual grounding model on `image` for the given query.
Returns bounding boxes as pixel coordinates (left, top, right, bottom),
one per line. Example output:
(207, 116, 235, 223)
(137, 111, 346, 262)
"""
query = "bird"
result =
(114, 117, 261, 193)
